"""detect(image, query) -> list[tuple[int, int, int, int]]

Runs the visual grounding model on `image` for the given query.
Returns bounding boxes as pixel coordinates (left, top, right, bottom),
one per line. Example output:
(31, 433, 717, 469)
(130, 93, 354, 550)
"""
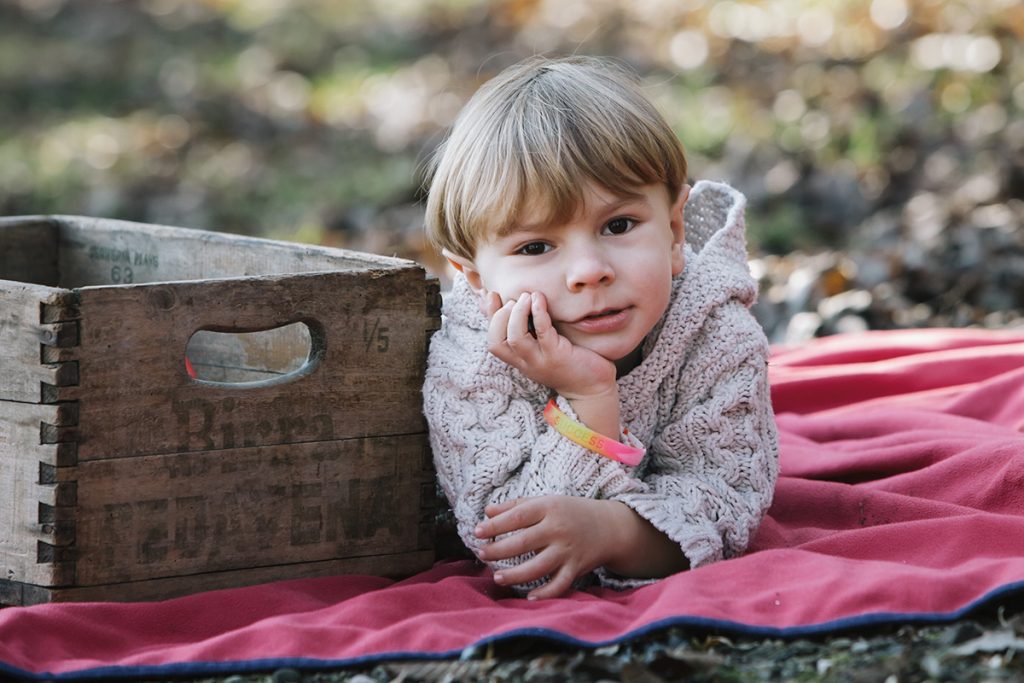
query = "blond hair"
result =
(424, 56, 688, 259)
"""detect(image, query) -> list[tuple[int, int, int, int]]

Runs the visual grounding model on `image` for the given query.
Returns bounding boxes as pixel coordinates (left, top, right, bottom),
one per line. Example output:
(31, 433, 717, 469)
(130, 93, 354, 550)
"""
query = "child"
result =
(422, 56, 779, 599)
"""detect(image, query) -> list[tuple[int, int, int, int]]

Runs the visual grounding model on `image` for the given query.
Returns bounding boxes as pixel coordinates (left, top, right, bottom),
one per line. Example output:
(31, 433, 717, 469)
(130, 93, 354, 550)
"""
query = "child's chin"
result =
(568, 334, 642, 366)
(597, 344, 644, 372)
(574, 343, 621, 361)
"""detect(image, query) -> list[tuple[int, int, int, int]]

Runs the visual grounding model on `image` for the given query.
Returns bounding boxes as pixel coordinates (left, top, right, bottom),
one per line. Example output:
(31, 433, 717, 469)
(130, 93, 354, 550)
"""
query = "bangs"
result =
(425, 56, 687, 258)
(462, 92, 678, 243)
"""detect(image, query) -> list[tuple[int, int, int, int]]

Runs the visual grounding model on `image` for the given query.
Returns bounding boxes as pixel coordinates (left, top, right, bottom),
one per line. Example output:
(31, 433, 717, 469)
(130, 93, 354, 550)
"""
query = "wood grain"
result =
(55, 215, 409, 287)
(0, 549, 435, 605)
(0, 281, 79, 404)
(57, 268, 433, 460)
(70, 433, 434, 586)
(0, 215, 440, 605)
(0, 217, 58, 286)
(0, 401, 76, 587)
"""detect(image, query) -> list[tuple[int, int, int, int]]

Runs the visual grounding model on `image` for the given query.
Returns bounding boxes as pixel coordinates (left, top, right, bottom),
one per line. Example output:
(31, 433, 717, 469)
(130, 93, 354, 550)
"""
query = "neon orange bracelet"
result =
(543, 398, 645, 466)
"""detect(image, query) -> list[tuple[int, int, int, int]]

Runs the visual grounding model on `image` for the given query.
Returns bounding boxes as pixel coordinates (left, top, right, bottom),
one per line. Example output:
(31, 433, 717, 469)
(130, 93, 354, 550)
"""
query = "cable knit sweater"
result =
(422, 180, 779, 589)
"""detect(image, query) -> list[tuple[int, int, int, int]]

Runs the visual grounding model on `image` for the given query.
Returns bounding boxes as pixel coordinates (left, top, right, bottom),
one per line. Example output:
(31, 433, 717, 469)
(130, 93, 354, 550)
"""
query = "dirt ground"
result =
(151, 603, 1024, 683)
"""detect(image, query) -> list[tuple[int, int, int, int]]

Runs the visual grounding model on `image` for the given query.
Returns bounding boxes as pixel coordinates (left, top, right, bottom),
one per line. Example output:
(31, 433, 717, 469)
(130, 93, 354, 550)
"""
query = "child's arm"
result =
(473, 333, 775, 595)
(426, 278, 776, 596)
(475, 496, 688, 599)
(423, 282, 650, 594)
(464, 296, 776, 597)
(483, 290, 621, 437)
(606, 307, 779, 571)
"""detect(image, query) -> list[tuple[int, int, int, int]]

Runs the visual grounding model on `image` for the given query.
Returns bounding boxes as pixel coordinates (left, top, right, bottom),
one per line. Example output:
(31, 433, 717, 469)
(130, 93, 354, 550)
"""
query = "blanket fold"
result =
(4, 328, 1024, 680)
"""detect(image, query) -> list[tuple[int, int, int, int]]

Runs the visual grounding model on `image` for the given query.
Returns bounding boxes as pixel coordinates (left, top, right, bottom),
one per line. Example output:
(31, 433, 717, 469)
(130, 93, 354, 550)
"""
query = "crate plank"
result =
(1, 549, 435, 605)
(72, 434, 434, 585)
(59, 268, 433, 460)
(0, 281, 79, 404)
(0, 218, 58, 286)
(55, 216, 407, 287)
(0, 401, 76, 587)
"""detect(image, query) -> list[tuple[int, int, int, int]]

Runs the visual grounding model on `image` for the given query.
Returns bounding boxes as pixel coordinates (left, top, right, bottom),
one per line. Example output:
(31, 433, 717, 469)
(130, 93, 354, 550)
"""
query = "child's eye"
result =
(516, 242, 552, 256)
(603, 217, 636, 235)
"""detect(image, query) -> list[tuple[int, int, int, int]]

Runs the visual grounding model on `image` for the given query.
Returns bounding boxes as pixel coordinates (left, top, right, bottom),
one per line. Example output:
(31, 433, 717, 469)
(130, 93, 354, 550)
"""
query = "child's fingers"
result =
(505, 292, 534, 344)
(526, 565, 576, 600)
(529, 293, 558, 351)
(479, 290, 503, 318)
(486, 300, 515, 349)
(476, 524, 542, 561)
(475, 499, 541, 539)
(492, 549, 560, 589)
(484, 499, 519, 518)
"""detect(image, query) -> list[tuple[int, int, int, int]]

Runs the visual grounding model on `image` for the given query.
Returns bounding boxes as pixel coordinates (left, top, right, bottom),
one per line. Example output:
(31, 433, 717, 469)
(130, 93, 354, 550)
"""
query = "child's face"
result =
(453, 182, 688, 366)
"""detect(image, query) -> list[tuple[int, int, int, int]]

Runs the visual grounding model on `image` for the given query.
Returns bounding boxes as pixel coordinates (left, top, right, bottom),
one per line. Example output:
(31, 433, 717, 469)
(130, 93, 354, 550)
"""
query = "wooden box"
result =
(0, 216, 440, 605)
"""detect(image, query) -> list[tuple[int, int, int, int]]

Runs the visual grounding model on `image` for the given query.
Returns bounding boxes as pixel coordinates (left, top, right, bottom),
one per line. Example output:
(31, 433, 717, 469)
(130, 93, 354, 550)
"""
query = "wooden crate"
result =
(0, 215, 441, 605)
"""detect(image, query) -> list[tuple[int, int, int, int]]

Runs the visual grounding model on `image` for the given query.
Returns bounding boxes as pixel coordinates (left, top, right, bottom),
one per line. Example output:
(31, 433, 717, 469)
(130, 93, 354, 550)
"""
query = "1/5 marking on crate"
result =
(363, 317, 389, 353)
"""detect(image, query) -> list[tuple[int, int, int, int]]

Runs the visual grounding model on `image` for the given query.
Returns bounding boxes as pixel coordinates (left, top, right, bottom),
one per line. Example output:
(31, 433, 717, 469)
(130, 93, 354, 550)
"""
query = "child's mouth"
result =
(569, 308, 631, 333)
(584, 309, 621, 320)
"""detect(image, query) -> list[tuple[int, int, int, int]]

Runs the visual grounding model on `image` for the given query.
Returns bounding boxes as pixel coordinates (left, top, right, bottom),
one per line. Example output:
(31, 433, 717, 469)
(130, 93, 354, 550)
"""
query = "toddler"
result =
(422, 56, 779, 599)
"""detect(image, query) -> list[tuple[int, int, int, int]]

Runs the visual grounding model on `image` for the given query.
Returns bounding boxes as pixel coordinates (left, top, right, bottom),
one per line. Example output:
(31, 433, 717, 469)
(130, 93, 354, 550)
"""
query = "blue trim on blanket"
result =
(5, 578, 1024, 681)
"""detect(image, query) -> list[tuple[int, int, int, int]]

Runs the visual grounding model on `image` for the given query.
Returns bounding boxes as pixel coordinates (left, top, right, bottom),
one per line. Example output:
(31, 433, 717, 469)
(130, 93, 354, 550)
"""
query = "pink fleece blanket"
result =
(5, 328, 1024, 680)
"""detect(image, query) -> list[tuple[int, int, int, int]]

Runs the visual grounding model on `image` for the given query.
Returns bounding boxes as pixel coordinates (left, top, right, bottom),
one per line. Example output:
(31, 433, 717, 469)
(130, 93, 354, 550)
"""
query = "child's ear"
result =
(670, 184, 690, 276)
(442, 248, 485, 291)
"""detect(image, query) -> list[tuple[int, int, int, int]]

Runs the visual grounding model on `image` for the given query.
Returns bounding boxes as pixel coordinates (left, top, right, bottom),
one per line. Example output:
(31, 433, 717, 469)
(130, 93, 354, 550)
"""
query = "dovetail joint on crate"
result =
(39, 294, 81, 404)
(37, 294, 80, 585)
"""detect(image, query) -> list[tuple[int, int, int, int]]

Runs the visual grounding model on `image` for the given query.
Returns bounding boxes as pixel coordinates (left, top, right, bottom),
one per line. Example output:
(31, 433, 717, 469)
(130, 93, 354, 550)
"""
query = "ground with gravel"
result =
(145, 604, 1024, 683)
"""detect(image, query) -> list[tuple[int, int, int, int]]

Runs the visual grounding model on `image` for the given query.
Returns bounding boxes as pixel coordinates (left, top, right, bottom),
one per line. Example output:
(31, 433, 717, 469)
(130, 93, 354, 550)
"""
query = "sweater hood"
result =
(629, 180, 758, 389)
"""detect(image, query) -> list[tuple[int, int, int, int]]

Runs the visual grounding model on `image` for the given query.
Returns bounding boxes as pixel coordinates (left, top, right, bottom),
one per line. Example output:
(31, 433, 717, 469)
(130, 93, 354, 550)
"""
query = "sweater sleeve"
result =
(609, 301, 779, 577)
(422, 321, 647, 584)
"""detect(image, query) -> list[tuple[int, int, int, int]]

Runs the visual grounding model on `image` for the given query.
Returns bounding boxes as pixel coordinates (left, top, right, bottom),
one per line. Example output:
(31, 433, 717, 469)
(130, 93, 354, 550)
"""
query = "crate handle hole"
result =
(185, 321, 319, 386)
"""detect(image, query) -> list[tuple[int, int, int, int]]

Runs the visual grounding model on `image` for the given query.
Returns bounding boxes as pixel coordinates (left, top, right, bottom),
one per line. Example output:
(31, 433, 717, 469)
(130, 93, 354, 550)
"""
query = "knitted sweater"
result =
(422, 180, 779, 589)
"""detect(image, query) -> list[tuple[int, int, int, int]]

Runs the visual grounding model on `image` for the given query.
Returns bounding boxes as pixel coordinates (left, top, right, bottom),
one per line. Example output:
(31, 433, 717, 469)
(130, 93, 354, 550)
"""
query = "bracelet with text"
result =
(543, 398, 645, 466)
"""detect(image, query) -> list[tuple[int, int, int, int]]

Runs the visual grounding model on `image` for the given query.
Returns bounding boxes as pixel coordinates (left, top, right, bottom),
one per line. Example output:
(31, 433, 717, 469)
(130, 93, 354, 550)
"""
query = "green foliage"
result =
(747, 203, 815, 255)
(0, 0, 1021, 264)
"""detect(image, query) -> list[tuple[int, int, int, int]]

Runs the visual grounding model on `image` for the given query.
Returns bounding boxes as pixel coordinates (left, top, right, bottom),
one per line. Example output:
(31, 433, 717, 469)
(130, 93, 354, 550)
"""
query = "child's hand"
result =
(478, 290, 504, 319)
(474, 495, 620, 599)
(482, 290, 616, 401)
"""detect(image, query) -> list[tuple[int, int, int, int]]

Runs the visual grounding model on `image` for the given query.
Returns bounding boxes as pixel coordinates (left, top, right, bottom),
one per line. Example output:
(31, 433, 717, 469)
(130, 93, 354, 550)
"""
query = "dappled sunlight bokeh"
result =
(2, 0, 1022, 341)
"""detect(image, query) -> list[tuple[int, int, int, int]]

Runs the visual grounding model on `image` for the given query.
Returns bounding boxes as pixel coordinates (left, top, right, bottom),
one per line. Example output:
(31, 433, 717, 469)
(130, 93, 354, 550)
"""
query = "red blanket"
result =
(5, 328, 1024, 680)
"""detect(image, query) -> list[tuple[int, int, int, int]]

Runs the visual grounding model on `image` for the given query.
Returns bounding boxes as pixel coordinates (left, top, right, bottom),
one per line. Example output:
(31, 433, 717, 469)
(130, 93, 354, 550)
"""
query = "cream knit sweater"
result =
(423, 180, 779, 589)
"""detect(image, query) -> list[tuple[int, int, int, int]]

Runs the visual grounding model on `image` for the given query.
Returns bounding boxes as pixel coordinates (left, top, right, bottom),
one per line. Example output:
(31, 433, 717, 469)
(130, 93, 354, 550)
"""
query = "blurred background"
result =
(1, 0, 1022, 343)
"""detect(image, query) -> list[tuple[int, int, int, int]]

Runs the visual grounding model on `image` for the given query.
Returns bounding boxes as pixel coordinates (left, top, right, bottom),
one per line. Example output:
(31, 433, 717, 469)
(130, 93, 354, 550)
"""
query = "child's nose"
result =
(566, 248, 615, 291)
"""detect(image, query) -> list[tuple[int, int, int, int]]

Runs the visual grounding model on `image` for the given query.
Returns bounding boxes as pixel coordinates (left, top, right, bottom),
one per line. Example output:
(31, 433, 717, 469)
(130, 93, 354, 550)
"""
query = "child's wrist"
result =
(563, 386, 620, 439)
(596, 500, 636, 568)
(544, 397, 644, 466)
(559, 382, 618, 404)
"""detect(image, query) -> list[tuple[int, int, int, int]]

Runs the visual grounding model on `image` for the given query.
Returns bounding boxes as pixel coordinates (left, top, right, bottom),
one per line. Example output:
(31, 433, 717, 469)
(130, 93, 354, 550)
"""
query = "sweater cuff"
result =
(610, 493, 723, 570)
